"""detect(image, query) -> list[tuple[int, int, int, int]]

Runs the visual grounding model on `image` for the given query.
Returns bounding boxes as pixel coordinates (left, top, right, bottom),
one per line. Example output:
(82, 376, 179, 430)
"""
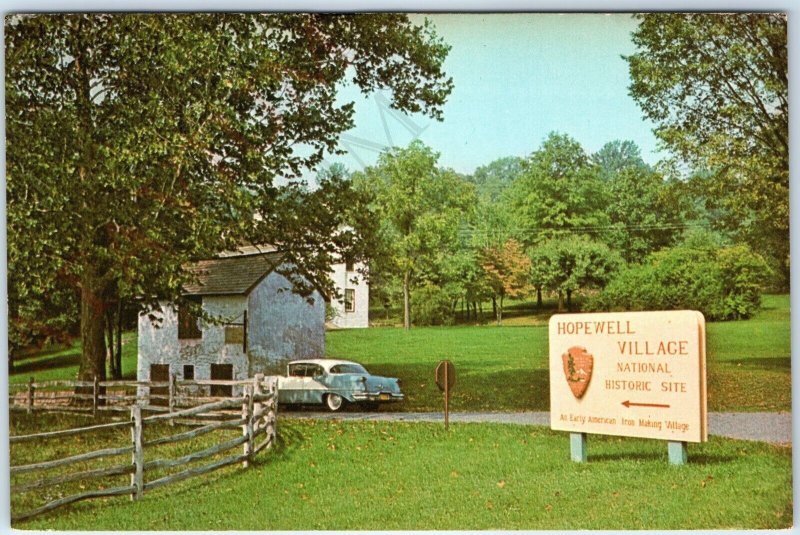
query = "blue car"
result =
(277, 359, 404, 411)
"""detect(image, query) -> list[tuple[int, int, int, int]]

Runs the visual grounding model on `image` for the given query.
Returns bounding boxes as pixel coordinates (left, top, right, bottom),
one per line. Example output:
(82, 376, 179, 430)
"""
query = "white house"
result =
(327, 259, 369, 329)
(137, 250, 326, 390)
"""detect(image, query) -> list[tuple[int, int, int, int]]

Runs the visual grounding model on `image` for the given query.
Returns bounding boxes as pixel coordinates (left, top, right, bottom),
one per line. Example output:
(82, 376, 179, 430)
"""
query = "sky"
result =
(324, 13, 662, 176)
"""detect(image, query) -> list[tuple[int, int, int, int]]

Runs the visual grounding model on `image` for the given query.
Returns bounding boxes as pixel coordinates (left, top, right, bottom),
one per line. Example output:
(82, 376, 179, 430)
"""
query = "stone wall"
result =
(137, 296, 250, 384)
(247, 266, 326, 375)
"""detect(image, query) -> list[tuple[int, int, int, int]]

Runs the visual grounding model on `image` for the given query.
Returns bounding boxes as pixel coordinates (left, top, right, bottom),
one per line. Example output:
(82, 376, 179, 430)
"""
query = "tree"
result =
(588, 233, 771, 320)
(592, 139, 648, 181)
(466, 156, 524, 203)
(480, 239, 531, 324)
(626, 13, 788, 287)
(599, 146, 686, 262)
(6, 14, 453, 380)
(353, 141, 475, 329)
(529, 237, 621, 311)
(508, 132, 609, 248)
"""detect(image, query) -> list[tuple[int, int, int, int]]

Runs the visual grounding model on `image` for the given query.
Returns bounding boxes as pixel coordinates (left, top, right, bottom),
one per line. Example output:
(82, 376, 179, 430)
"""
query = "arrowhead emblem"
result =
(562, 346, 594, 399)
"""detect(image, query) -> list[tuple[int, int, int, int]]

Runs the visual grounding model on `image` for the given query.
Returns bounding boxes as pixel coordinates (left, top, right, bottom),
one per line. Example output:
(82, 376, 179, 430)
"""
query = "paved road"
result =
(285, 411, 792, 445)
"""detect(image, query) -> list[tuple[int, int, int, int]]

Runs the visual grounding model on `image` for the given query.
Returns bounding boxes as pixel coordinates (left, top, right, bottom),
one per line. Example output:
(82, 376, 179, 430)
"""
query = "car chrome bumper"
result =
(351, 392, 404, 402)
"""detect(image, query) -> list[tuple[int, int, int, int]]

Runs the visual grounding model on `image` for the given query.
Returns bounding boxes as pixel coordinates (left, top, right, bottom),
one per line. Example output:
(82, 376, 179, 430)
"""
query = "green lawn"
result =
(14, 417, 792, 530)
(9, 332, 139, 385)
(9, 295, 791, 411)
(328, 294, 791, 412)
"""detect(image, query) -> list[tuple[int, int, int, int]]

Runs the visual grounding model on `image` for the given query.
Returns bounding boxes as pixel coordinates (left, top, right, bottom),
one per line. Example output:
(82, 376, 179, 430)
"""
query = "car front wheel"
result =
(325, 393, 345, 412)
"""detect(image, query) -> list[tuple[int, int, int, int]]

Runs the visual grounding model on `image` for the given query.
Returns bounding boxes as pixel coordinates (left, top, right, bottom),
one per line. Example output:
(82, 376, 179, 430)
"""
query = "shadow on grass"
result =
(725, 357, 791, 371)
(10, 352, 81, 375)
(685, 453, 738, 465)
(358, 362, 551, 412)
(588, 451, 664, 463)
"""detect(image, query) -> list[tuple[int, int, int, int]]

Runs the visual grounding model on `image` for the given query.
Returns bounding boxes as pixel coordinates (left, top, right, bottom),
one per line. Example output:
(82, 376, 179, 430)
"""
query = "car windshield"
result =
(329, 363, 368, 374)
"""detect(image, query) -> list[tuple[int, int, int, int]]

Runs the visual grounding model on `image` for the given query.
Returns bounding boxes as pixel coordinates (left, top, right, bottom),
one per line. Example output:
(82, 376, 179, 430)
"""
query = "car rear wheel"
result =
(325, 393, 345, 412)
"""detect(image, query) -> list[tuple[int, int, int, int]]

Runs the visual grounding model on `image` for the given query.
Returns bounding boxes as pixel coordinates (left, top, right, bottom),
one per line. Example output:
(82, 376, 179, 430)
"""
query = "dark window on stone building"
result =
(178, 296, 202, 339)
(183, 364, 194, 380)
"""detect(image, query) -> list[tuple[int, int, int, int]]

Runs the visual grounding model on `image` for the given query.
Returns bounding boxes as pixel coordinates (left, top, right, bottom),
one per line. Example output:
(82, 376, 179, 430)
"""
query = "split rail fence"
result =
(9, 375, 263, 415)
(9, 375, 278, 523)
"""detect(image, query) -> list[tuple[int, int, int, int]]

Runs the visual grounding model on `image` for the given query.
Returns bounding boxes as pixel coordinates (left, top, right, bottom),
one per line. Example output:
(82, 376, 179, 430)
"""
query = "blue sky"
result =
(326, 13, 662, 176)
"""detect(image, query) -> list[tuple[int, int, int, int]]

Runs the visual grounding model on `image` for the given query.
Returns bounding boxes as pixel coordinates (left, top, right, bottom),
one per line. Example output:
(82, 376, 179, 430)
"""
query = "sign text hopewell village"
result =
(549, 310, 707, 443)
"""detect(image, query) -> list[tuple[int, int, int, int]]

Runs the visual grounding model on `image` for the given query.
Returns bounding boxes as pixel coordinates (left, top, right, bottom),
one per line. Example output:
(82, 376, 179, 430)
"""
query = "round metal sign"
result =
(435, 360, 456, 392)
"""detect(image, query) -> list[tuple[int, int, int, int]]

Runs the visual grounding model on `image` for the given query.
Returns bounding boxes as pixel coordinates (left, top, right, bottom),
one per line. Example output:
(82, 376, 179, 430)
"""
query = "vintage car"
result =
(277, 359, 404, 411)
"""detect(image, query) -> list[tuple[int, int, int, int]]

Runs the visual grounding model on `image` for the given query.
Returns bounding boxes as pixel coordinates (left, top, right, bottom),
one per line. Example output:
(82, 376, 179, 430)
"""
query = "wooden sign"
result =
(435, 360, 455, 430)
(549, 310, 707, 443)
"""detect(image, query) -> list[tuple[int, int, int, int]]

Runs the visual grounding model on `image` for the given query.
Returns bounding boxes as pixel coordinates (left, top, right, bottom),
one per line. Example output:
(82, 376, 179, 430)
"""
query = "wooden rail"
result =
(9, 376, 263, 416)
(10, 374, 278, 523)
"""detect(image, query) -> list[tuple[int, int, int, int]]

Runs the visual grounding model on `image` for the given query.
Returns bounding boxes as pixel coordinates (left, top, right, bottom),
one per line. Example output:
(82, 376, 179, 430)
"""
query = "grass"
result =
(9, 295, 791, 412)
(9, 331, 139, 385)
(328, 294, 791, 412)
(13, 416, 792, 530)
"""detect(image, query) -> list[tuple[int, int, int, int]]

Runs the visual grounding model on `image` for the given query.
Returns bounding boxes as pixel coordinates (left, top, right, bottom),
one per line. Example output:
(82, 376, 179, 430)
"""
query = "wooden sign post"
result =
(435, 360, 456, 431)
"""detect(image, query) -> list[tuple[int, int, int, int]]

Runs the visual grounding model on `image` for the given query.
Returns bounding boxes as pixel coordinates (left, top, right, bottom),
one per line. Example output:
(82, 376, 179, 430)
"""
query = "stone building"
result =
(137, 250, 325, 387)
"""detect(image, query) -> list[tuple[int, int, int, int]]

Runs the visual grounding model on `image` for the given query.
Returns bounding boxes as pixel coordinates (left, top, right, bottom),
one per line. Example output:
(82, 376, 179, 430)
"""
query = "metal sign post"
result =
(435, 360, 456, 431)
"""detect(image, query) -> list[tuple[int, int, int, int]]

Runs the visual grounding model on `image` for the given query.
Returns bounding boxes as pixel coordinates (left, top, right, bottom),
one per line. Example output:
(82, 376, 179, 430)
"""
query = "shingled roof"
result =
(183, 251, 283, 296)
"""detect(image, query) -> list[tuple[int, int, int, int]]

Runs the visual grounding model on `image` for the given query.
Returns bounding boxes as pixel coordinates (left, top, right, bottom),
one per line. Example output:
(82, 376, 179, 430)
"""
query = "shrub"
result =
(412, 283, 455, 326)
(587, 242, 770, 320)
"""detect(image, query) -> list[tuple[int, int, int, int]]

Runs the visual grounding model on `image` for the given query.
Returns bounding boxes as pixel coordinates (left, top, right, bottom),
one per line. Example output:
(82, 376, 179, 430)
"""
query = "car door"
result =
(302, 364, 328, 404)
(279, 363, 307, 404)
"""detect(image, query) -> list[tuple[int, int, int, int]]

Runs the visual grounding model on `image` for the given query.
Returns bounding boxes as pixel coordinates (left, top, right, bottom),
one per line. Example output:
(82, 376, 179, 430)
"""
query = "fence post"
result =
(93, 376, 99, 418)
(267, 377, 277, 446)
(27, 377, 35, 414)
(130, 406, 143, 501)
(252, 374, 264, 439)
(168, 373, 176, 426)
(242, 385, 254, 468)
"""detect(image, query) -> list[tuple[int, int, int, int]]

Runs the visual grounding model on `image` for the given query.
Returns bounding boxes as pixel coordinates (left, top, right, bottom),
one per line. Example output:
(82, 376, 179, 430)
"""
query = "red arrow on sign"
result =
(622, 400, 671, 408)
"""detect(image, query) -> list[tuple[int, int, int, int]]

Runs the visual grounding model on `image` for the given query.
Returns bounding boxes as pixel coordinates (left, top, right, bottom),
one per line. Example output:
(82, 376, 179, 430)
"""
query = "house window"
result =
(178, 296, 202, 340)
(345, 259, 354, 272)
(183, 365, 194, 380)
(345, 289, 355, 313)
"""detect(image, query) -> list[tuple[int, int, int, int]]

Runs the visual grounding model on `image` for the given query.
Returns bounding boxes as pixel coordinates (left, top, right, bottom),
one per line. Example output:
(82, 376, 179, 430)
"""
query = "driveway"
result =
(284, 411, 792, 445)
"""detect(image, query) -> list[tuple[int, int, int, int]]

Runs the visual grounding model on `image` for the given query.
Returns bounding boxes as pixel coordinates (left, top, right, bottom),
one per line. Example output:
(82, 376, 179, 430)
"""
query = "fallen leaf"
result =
(497, 480, 506, 489)
(545, 504, 553, 512)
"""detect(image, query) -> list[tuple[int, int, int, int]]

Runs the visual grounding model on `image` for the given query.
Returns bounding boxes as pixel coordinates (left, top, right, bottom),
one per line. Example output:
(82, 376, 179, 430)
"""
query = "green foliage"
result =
(6, 14, 453, 374)
(589, 237, 771, 320)
(626, 13, 789, 286)
(353, 141, 476, 329)
(596, 142, 687, 261)
(529, 236, 622, 310)
(466, 156, 524, 203)
(508, 132, 609, 247)
(410, 283, 455, 326)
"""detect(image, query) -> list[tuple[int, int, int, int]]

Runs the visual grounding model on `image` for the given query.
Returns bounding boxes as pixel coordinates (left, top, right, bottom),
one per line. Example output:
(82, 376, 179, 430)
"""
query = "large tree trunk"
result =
(491, 296, 497, 319)
(115, 299, 122, 379)
(496, 294, 504, 325)
(557, 291, 565, 312)
(566, 290, 573, 311)
(78, 271, 108, 384)
(403, 271, 411, 330)
(536, 287, 542, 308)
